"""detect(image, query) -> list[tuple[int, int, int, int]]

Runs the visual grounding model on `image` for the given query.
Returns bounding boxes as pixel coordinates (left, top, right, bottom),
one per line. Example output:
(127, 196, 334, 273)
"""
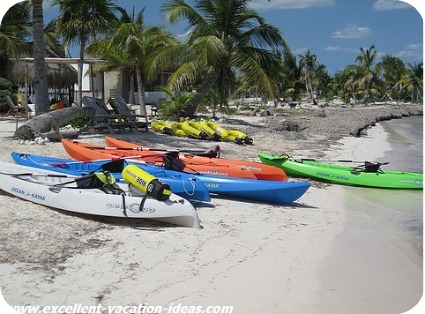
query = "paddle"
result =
(276, 152, 389, 165)
(50, 155, 147, 167)
(6, 172, 69, 178)
(85, 145, 221, 158)
(296, 158, 389, 165)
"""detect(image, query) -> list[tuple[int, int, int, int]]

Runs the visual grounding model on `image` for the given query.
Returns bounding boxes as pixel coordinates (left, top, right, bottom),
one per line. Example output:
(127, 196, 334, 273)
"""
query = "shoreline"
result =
(0, 107, 423, 313)
(317, 123, 423, 314)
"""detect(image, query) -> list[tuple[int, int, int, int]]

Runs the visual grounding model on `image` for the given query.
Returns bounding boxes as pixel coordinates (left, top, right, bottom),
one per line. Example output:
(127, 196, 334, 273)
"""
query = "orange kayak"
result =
(61, 139, 258, 179)
(104, 136, 287, 181)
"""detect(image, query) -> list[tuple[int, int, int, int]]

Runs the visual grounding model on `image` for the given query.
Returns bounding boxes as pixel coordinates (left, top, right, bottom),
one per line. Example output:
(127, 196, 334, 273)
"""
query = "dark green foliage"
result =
(0, 77, 14, 113)
(68, 117, 91, 128)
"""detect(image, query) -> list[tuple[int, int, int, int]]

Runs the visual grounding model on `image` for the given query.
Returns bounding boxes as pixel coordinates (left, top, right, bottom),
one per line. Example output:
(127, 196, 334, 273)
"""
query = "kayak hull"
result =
(197, 175, 310, 204)
(151, 120, 173, 135)
(181, 120, 208, 140)
(104, 136, 287, 181)
(258, 152, 423, 189)
(62, 139, 258, 180)
(11, 152, 211, 202)
(0, 162, 201, 228)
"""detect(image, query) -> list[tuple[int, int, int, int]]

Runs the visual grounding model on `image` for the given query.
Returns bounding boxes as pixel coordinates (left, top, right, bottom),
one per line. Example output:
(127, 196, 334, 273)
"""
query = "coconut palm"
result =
(378, 54, 405, 101)
(32, 0, 50, 114)
(0, 1, 31, 78)
(0, 2, 31, 56)
(299, 50, 316, 100)
(395, 62, 423, 103)
(156, 85, 195, 121)
(161, 0, 286, 118)
(87, 7, 178, 116)
(352, 45, 381, 102)
(52, 0, 118, 106)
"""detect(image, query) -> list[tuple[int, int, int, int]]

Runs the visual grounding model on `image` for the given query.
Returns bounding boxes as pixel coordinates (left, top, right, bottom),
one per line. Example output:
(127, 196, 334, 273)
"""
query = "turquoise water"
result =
(317, 115, 423, 312)
(345, 116, 423, 256)
(381, 116, 423, 253)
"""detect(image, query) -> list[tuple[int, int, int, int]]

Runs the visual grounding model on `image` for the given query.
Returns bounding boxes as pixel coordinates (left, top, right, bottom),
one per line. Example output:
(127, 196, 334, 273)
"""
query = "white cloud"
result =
(324, 46, 347, 52)
(176, 29, 192, 42)
(405, 43, 423, 50)
(293, 47, 310, 55)
(331, 24, 373, 39)
(396, 43, 423, 60)
(249, 0, 336, 10)
(324, 46, 358, 53)
(372, 0, 412, 11)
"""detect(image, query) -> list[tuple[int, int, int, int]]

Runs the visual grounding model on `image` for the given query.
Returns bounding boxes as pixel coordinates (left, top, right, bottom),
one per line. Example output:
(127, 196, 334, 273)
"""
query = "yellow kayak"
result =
(201, 120, 252, 144)
(199, 120, 222, 141)
(223, 129, 253, 145)
(170, 122, 188, 137)
(181, 120, 208, 140)
(151, 120, 172, 135)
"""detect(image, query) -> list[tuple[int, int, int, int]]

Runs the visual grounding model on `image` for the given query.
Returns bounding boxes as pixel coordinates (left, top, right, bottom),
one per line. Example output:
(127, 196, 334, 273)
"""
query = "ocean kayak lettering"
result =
(316, 172, 349, 181)
(241, 165, 262, 171)
(11, 187, 46, 201)
(399, 179, 423, 185)
(106, 203, 156, 213)
(199, 170, 229, 176)
(205, 183, 220, 188)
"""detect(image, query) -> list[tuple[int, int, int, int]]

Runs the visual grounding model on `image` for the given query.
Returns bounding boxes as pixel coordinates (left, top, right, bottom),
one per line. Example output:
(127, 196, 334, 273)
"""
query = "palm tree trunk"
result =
(129, 71, 135, 104)
(305, 69, 313, 100)
(136, 67, 148, 116)
(32, 0, 50, 115)
(184, 67, 221, 118)
(14, 107, 94, 140)
(77, 42, 85, 107)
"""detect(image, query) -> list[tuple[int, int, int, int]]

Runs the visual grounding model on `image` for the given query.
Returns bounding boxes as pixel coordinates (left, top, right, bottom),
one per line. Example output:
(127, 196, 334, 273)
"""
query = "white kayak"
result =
(0, 162, 201, 228)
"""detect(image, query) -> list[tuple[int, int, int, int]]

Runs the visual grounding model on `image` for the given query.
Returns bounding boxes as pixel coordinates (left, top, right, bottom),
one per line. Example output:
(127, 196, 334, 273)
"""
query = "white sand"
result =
(0, 116, 422, 314)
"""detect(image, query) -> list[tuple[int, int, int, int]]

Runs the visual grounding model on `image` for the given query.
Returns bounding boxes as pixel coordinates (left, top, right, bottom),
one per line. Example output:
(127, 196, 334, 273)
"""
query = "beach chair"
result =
(109, 96, 150, 132)
(5, 95, 25, 115)
(81, 96, 130, 134)
(94, 98, 115, 114)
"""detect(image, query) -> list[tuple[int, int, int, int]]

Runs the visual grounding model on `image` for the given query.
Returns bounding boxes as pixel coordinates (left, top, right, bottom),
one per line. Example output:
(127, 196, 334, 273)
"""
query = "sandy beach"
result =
(0, 104, 423, 314)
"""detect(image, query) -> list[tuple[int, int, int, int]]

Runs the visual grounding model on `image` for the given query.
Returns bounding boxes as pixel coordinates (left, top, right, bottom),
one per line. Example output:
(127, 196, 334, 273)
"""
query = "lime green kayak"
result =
(258, 152, 423, 189)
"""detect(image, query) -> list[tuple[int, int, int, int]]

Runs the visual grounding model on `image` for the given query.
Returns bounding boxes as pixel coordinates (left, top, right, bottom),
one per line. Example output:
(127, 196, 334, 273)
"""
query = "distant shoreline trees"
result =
(0, 0, 422, 115)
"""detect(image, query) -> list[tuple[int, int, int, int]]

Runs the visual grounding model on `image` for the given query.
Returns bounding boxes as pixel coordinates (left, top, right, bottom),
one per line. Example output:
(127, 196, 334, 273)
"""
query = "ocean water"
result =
(316, 116, 423, 312)
(344, 116, 423, 257)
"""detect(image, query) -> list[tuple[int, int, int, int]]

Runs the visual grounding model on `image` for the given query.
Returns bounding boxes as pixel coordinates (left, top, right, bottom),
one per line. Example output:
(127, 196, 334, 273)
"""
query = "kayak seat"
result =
(351, 161, 383, 174)
(163, 153, 186, 172)
(75, 172, 121, 194)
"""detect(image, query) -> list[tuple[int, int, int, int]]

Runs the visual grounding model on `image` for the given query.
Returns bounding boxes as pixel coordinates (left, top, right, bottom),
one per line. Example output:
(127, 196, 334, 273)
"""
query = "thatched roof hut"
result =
(7, 59, 78, 88)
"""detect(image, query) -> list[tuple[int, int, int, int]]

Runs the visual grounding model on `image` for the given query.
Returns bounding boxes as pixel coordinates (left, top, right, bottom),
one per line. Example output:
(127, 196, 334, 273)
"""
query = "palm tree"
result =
(378, 54, 405, 101)
(156, 85, 195, 121)
(32, 0, 50, 114)
(87, 7, 178, 116)
(299, 49, 328, 103)
(395, 62, 423, 103)
(161, 0, 286, 118)
(0, 1, 31, 78)
(353, 45, 381, 102)
(299, 50, 315, 100)
(52, 0, 118, 106)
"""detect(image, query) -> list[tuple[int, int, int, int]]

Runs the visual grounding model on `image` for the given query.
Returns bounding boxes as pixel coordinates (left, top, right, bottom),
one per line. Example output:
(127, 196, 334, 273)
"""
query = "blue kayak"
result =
(11, 152, 211, 202)
(12, 153, 310, 205)
(197, 175, 310, 204)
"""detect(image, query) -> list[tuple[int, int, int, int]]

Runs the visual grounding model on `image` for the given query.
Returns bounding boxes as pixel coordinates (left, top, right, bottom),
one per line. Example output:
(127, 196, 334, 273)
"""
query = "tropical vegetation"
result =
(0, 0, 422, 116)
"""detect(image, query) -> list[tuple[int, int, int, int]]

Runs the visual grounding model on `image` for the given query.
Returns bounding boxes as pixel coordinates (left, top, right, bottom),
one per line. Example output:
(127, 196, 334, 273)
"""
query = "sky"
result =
(0, 0, 424, 75)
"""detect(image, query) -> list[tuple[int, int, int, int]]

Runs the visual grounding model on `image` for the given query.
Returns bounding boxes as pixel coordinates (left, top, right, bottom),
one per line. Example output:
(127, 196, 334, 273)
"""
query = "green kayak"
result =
(258, 152, 423, 189)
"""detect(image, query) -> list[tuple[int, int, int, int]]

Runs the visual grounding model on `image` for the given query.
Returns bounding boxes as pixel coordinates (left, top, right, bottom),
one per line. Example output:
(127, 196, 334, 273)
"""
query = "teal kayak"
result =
(258, 152, 423, 189)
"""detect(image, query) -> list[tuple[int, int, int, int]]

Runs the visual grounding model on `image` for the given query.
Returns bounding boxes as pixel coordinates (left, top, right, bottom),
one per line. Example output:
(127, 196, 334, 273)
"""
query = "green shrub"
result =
(0, 77, 14, 113)
(68, 117, 91, 128)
